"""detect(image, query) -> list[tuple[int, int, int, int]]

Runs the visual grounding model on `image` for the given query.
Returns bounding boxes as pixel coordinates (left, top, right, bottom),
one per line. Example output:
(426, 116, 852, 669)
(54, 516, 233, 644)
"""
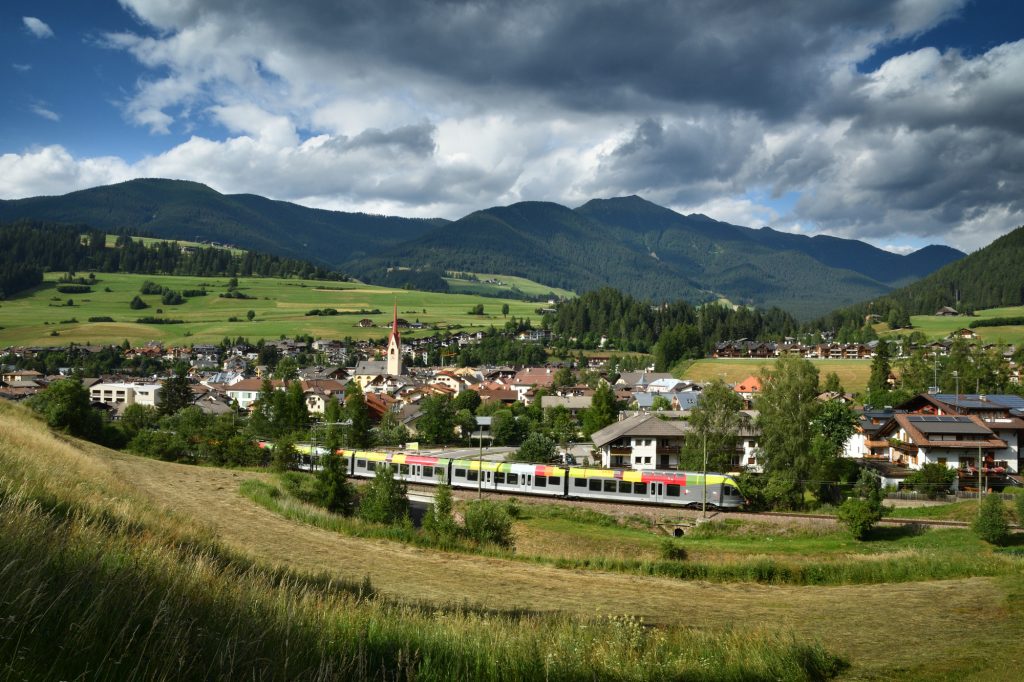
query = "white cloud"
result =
(22, 17, 54, 39)
(30, 104, 60, 122)
(12, 63, 32, 72)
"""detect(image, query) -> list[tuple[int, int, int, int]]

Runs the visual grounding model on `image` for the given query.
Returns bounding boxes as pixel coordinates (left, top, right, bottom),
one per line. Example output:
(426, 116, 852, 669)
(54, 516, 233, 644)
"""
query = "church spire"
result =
(387, 299, 403, 376)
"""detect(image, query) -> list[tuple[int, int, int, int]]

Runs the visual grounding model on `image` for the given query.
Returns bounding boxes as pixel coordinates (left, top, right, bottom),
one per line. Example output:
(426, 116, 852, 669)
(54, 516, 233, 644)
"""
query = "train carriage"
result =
(345, 450, 450, 485)
(448, 460, 566, 498)
(566, 467, 744, 509)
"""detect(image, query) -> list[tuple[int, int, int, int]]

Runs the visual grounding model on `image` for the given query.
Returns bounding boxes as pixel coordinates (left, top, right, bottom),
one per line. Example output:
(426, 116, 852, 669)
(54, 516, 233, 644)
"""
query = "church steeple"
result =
(386, 300, 403, 376)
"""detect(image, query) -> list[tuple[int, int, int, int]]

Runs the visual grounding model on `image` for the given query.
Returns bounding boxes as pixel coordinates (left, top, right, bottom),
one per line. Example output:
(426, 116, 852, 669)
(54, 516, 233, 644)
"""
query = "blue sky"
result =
(2, 1, 1023, 255)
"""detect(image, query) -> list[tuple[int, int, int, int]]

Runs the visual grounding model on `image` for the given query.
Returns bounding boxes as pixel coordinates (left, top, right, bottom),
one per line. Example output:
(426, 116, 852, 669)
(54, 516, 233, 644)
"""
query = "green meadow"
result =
(444, 271, 576, 299)
(0, 272, 544, 347)
(892, 305, 1024, 345)
(678, 358, 873, 394)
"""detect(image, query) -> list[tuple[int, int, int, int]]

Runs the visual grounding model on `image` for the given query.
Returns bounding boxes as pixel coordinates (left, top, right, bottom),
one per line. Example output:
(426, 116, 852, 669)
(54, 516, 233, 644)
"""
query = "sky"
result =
(2, 1, 1023, 255)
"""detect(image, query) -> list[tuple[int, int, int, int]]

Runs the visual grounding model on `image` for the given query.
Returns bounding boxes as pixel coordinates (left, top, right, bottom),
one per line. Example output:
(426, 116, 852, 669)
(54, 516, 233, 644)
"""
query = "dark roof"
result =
(905, 415, 990, 435)
(590, 414, 686, 447)
(933, 394, 1024, 411)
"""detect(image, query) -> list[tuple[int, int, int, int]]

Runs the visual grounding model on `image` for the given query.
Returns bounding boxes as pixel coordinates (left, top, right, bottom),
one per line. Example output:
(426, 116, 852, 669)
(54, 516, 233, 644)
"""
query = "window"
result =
(398, 464, 410, 475)
(454, 468, 466, 478)
(589, 479, 602, 491)
(574, 478, 587, 488)
(618, 481, 633, 494)
(507, 473, 519, 485)
(548, 477, 560, 486)
(723, 485, 738, 497)
(494, 472, 506, 484)
(356, 459, 366, 468)
(666, 484, 680, 497)
(603, 480, 617, 492)
(633, 482, 647, 495)
(467, 470, 479, 482)
(535, 476, 547, 487)
(422, 466, 434, 478)
(367, 461, 377, 472)
(644, 457, 652, 464)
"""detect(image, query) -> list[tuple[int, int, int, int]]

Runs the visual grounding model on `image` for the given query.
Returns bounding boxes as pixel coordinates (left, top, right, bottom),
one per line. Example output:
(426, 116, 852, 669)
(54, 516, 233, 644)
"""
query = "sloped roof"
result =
(590, 414, 687, 447)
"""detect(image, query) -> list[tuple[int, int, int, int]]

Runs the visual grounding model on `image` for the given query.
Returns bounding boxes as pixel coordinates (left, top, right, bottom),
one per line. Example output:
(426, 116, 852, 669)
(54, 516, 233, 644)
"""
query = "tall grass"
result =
(0, 402, 847, 680)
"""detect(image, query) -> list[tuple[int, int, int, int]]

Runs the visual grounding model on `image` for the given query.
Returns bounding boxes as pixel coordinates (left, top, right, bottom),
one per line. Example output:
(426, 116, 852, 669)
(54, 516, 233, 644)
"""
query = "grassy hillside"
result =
(444, 272, 576, 299)
(1, 402, 857, 680)
(678, 358, 874, 394)
(0, 272, 543, 347)
(888, 305, 1024, 346)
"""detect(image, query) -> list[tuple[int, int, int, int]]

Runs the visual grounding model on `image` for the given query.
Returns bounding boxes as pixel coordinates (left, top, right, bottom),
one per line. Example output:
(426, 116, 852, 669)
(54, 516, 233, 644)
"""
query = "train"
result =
(257, 441, 746, 510)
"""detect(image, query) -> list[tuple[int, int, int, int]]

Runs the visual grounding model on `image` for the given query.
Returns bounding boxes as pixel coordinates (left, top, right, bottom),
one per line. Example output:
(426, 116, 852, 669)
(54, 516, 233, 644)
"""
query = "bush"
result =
(181, 289, 207, 297)
(161, 290, 184, 305)
(512, 432, 556, 462)
(271, 435, 298, 472)
(422, 484, 458, 540)
(129, 295, 149, 310)
(462, 500, 514, 548)
(315, 453, 355, 514)
(973, 493, 1010, 545)
(659, 538, 687, 560)
(358, 465, 409, 525)
(837, 499, 883, 540)
(87, 316, 115, 322)
(135, 317, 184, 324)
(905, 463, 956, 499)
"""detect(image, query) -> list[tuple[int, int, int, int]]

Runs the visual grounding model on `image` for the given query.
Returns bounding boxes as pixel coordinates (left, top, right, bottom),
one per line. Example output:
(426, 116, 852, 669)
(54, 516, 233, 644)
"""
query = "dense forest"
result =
(550, 288, 798, 357)
(814, 225, 1024, 331)
(0, 220, 345, 298)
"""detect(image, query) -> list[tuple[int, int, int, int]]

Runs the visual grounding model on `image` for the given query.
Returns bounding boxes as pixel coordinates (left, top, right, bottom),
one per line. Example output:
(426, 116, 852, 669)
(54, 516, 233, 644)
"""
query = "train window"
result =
(589, 479, 602, 491)
(724, 485, 737, 496)
(422, 466, 433, 478)
(574, 478, 587, 488)
(356, 459, 366, 468)
(467, 470, 478, 482)
(603, 480, 617, 493)
(454, 468, 466, 478)
(367, 461, 377, 472)
(666, 484, 680, 497)
(494, 472, 506, 484)
(548, 476, 560, 486)
(618, 481, 632, 494)
(507, 473, 519, 485)
(535, 476, 547, 487)
(633, 482, 647, 495)
(398, 464, 410, 475)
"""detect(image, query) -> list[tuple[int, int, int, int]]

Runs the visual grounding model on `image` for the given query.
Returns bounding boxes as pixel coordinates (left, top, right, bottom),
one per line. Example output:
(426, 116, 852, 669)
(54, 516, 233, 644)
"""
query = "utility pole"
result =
(478, 428, 483, 500)
(701, 431, 708, 519)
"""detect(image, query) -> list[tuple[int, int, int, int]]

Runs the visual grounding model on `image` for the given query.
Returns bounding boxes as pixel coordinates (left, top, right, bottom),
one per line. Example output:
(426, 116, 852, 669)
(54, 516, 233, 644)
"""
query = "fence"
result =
(885, 491, 1020, 502)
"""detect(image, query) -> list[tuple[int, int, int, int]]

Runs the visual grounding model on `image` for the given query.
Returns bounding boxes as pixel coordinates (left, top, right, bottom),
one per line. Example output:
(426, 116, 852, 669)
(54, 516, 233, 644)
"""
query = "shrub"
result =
(315, 453, 355, 514)
(513, 432, 556, 462)
(139, 281, 164, 295)
(973, 493, 1010, 545)
(129, 295, 148, 310)
(659, 538, 687, 560)
(161, 290, 184, 305)
(181, 289, 207, 297)
(358, 465, 409, 525)
(271, 435, 298, 472)
(135, 317, 184, 324)
(837, 499, 882, 540)
(88, 316, 114, 322)
(462, 500, 514, 548)
(905, 462, 956, 499)
(422, 484, 458, 539)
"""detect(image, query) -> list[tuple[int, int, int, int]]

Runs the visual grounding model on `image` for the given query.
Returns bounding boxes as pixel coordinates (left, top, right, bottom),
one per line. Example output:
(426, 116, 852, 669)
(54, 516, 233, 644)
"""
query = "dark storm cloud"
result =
(126, 0, 960, 118)
(336, 123, 437, 156)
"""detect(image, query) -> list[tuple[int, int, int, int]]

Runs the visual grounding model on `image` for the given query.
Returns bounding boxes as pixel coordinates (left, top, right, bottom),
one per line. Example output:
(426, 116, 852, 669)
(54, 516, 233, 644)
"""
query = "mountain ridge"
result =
(0, 179, 965, 319)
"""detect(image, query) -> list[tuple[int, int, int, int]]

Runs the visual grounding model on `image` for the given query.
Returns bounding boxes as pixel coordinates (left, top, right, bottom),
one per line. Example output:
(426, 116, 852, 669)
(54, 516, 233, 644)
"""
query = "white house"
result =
(89, 382, 162, 408)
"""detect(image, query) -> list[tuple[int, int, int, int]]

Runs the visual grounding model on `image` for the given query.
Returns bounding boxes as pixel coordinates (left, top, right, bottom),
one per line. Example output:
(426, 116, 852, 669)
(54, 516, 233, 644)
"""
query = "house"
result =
(540, 394, 593, 417)
(0, 369, 43, 384)
(89, 382, 163, 408)
(225, 378, 285, 409)
(632, 391, 701, 412)
(591, 414, 686, 470)
(950, 328, 978, 340)
(935, 306, 960, 316)
(873, 414, 1008, 483)
(733, 375, 762, 406)
(615, 372, 675, 391)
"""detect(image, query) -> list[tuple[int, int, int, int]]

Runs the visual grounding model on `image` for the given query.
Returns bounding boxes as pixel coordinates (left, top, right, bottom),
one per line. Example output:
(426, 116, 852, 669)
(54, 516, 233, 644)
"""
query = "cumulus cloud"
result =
(22, 17, 54, 39)
(2, 0, 1021, 253)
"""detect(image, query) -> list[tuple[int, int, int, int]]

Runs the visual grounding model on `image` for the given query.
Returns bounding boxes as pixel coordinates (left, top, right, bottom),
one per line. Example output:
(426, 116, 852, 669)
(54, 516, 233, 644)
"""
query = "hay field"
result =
(679, 358, 873, 393)
(0, 272, 542, 347)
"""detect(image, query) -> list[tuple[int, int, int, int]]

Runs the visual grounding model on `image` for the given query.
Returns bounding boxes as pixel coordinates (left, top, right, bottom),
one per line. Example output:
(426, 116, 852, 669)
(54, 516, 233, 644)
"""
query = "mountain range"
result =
(0, 179, 965, 319)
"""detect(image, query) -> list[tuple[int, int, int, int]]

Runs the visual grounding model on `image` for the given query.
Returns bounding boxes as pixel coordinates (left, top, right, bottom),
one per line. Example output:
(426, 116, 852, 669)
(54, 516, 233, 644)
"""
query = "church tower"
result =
(386, 301, 403, 376)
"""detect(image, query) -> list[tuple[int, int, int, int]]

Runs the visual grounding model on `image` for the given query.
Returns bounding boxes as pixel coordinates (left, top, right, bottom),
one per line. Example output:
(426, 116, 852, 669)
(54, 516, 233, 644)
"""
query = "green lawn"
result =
(678, 358, 872, 393)
(0, 272, 545, 347)
(444, 271, 575, 299)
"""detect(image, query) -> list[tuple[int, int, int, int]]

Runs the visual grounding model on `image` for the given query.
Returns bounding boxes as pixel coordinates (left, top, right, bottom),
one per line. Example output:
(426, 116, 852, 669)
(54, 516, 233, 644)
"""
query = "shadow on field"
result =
(863, 523, 928, 542)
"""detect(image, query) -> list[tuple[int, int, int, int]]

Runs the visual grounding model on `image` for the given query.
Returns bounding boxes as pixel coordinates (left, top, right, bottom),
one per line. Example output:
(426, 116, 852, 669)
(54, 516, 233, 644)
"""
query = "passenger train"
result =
(257, 442, 746, 510)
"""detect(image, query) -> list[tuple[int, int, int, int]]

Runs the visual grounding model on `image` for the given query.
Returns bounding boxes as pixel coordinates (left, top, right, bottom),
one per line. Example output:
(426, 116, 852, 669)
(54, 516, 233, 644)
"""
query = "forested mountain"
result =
(815, 225, 1024, 331)
(1, 181, 964, 319)
(0, 221, 341, 299)
(0, 179, 445, 268)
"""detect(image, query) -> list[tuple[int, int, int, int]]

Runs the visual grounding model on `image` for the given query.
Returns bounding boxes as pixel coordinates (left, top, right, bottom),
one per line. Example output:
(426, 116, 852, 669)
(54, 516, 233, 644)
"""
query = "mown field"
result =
(0, 272, 544, 347)
(443, 271, 576, 299)
(678, 358, 873, 394)
(883, 305, 1024, 345)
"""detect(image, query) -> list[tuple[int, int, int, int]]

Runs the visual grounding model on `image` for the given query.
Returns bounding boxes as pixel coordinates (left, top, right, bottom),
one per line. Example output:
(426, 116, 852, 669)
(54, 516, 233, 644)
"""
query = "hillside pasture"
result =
(886, 305, 1024, 345)
(0, 272, 544, 347)
(444, 271, 576, 299)
(678, 358, 873, 394)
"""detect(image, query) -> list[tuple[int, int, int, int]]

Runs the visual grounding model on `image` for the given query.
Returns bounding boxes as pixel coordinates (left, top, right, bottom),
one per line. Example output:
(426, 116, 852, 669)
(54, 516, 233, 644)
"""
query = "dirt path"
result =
(108, 453, 1020, 680)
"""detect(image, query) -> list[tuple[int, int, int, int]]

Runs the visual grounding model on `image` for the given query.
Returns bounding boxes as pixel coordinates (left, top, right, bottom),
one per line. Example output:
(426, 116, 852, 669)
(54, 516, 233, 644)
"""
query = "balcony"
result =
(656, 445, 681, 455)
(610, 446, 633, 455)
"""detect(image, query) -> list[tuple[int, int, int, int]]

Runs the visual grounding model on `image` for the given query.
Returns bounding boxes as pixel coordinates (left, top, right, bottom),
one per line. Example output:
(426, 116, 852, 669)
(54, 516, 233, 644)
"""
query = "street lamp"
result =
(701, 431, 708, 520)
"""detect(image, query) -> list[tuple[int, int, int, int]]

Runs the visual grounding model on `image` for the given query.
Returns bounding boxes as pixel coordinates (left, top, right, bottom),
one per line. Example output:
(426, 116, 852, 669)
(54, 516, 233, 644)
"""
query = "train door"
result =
(651, 482, 664, 502)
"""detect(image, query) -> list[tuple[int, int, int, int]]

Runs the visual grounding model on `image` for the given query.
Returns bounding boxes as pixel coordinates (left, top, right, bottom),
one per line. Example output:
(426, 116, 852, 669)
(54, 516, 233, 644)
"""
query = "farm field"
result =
(884, 305, 1024, 346)
(102, 233, 246, 255)
(0, 272, 543, 347)
(444, 271, 576, 299)
(678, 358, 873, 394)
(2, 402, 1023, 679)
